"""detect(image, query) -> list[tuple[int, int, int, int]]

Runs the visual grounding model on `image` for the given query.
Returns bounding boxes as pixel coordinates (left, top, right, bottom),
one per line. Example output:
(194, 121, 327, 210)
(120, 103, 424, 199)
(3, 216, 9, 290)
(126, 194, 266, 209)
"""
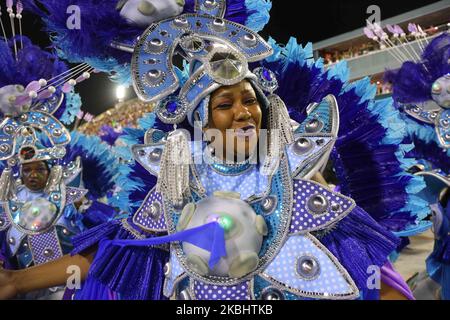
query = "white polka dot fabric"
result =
(133, 189, 166, 232)
(290, 180, 353, 234)
(262, 234, 357, 298)
(28, 228, 63, 265)
(196, 164, 269, 201)
(193, 280, 251, 300)
(164, 251, 184, 297)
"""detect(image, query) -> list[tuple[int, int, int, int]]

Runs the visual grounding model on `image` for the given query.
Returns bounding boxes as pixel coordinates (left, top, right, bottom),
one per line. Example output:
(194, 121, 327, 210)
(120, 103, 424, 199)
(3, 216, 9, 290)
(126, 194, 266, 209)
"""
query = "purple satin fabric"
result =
(381, 261, 415, 300)
(110, 222, 226, 268)
(72, 219, 168, 300)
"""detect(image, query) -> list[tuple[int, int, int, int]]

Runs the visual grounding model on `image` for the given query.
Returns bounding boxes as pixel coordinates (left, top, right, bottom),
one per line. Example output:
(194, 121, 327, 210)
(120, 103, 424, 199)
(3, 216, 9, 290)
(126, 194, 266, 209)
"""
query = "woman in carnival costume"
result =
(0, 1, 123, 299)
(0, 0, 419, 300)
(375, 25, 450, 299)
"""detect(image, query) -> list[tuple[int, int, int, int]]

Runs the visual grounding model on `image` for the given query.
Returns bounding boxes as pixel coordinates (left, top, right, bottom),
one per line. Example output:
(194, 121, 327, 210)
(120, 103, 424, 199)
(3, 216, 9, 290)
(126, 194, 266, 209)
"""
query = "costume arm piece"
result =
(0, 248, 96, 299)
(380, 261, 414, 300)
(287, 95, 339, 180)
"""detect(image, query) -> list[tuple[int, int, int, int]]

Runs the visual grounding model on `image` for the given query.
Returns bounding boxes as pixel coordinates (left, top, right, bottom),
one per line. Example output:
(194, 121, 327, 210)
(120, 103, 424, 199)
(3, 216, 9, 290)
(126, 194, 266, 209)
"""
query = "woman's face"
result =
(21, 161, 50, 191)
(207, 80, 262, 161)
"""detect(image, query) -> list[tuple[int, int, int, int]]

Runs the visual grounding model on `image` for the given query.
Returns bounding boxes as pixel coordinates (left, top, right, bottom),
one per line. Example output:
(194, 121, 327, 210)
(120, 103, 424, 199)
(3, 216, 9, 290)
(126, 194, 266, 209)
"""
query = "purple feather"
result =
(394, 25, 404, 35)
(386, 24, 396, 34)
(364, 27, 375, 39)
(385, 33, 450, 104)
(408, 23, 417, 33)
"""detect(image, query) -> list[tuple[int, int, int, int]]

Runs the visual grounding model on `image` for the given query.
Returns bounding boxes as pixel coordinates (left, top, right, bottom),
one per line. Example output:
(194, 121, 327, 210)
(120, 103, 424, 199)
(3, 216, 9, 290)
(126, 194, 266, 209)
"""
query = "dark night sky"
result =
(6, 0, 442, 116)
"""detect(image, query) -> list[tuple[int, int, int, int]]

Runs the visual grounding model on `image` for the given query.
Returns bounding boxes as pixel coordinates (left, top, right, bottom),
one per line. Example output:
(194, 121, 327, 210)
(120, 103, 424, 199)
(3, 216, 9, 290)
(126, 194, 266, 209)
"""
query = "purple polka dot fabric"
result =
(65, 187, 88, 204)
(289, 180, 354, 234)
(193, 280, 252, 300)
(133, 189, 167, 232)
(28, 228, 63, 265)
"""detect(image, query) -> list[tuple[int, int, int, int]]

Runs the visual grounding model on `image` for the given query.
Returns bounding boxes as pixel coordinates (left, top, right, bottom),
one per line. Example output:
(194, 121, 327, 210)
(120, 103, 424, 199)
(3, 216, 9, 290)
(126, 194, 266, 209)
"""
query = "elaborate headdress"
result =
(26, 0, 272, 84)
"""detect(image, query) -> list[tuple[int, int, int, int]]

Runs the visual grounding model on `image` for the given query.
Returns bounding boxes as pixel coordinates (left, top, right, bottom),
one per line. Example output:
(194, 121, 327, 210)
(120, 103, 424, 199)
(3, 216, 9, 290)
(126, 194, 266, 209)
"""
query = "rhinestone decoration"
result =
(172, 17, 190, 29)
(155, 96, 188, 124)
(0, 144, 10, 153)
(307, 194, 329, 215)
(261, 195, 277, 215)
(209, 52, 243, 80)
(52, 146, 66, 158)
(8, 237, 15, 245)
(149, 202, 161, 220)
(261, 287, 285, 300)
(144, 58, 159, 65)
(305, 119, 324, 133)
(164, 262, 171, 277)
(52, 193, 61, 201)
(210, 18, 227, 33)
(296, 255, 321, 280)
(262, 234, 357, 298)
(3, 125, 15, 135)
(331, 203, 341, 212)
(145, 38, 166, 54)
(143, 69, 166, 88)
(292, 138, 313, 155)
(239, 33, 257, 48)
(39, 116, 49, 125)
(20, 114, 28, 122)
(253, 67, 278, 93)
(290, 180, 354, 234)
(43, 248, 54, 257)
(133, 190, 167, 232)
(204, 0, 218, 9)
(316, 139, 325, 146)
(180, 35, 205, 53)
(53, 128, 62, 137)
(0, 217, 5, 227)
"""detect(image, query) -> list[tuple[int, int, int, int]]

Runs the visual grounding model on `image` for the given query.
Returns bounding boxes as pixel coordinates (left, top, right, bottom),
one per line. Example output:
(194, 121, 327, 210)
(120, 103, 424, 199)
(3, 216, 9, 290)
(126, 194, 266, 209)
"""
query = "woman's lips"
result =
(234, 125, 256, 138)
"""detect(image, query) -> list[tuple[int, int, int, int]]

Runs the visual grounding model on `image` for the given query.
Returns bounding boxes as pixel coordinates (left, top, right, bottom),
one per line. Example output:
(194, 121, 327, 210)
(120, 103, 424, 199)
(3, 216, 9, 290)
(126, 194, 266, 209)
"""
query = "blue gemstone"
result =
(262, 69, 272, 81)
(167, 101, 178, 113)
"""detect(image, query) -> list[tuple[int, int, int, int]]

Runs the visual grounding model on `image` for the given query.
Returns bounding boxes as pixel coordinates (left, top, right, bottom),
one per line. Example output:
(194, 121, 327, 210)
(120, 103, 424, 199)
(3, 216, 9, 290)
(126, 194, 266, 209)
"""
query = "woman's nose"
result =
(234, 103, 251, 121)
(29, 170, 38, 177)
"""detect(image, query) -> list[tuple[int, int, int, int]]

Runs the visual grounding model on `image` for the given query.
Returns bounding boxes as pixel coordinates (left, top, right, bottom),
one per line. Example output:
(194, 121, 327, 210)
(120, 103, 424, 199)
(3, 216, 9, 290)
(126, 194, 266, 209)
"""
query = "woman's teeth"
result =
(235, 126, 256, 137)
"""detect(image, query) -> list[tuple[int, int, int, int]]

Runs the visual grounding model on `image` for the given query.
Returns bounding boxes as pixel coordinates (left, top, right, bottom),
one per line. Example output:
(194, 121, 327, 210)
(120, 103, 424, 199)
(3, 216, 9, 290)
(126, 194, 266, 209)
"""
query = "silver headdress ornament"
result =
(130, 5, 293, 202)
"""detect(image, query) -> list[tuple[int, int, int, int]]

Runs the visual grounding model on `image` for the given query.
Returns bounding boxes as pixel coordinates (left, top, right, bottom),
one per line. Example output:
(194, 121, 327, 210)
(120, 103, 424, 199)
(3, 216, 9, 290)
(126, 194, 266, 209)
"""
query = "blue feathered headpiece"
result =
(385, 33, 450, 104)
(26, 0, 272, 84)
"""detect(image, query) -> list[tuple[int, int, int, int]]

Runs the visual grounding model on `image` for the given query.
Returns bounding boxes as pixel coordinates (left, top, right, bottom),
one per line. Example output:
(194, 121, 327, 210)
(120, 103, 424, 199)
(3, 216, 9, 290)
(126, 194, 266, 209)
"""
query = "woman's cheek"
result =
(212, 111, 234, 130)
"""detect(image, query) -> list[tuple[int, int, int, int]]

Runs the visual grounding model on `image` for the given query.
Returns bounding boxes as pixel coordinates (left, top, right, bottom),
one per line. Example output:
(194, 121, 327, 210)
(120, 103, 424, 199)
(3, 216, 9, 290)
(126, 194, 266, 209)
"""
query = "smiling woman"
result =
(207, 80, 263, 162)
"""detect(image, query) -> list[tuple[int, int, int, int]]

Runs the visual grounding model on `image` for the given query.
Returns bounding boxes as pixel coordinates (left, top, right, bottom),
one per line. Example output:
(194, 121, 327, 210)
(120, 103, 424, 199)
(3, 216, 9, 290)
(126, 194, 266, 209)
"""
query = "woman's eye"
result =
(215, 103, 232, 110)
(244, 98, 257, 105)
